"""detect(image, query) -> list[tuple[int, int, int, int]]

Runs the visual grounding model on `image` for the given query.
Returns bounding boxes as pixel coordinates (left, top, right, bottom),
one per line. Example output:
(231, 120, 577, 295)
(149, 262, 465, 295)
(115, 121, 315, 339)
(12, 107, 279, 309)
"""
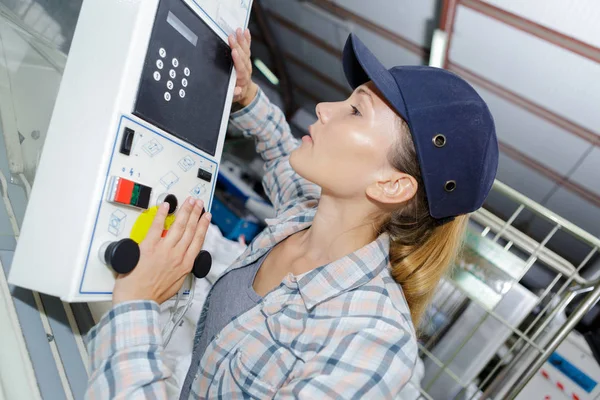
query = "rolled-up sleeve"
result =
(230, 88, 320, 215)
(85, 301, 178, 399)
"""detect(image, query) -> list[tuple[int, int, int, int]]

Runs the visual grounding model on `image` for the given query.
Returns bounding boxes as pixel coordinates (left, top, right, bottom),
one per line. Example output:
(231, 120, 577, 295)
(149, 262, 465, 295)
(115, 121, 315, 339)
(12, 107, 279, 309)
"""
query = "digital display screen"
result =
(167, 11, 198, 46)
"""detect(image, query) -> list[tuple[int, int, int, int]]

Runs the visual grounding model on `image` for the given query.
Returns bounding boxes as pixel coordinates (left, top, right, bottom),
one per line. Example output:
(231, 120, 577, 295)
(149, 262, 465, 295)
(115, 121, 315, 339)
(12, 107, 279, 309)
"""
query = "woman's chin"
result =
(289, 148, 312, 177)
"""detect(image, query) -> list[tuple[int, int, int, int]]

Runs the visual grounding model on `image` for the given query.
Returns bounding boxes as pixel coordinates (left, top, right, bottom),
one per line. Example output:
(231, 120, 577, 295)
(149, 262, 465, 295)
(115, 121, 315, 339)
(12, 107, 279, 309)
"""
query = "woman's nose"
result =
(316, 102, 331, 124)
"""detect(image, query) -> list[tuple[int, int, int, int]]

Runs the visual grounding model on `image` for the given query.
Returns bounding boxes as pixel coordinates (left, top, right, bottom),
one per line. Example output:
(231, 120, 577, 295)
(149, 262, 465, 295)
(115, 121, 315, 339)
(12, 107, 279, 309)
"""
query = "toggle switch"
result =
(157, 193, 178, 214)
(120, 127, 135, 156)
(197, 168, 212, 182)
(99, 238, 140, 274)
(107, 176, 152, 209)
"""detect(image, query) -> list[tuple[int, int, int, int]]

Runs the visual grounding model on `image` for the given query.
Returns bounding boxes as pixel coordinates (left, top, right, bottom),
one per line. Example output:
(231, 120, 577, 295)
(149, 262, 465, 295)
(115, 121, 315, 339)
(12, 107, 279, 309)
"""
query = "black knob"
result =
(102, 238, 140, 274)
(192, 250, 212, 279)
(158, 193, 178, 214)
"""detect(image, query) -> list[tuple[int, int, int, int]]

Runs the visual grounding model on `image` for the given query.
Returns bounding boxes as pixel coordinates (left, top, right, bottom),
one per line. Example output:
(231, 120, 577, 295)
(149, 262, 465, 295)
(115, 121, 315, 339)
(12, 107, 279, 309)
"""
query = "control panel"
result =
(8, 0, 252, 301)
(79, 115, 217, 294)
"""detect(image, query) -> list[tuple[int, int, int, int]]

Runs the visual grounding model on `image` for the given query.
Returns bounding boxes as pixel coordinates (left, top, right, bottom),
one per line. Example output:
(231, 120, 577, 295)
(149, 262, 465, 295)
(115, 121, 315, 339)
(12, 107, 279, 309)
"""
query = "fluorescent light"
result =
(253, 58, 279, 85)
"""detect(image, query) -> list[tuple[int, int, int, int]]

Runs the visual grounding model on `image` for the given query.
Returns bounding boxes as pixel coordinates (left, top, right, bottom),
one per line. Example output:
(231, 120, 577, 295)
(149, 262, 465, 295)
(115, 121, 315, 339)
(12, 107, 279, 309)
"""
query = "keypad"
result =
(154, 47, 191, 103)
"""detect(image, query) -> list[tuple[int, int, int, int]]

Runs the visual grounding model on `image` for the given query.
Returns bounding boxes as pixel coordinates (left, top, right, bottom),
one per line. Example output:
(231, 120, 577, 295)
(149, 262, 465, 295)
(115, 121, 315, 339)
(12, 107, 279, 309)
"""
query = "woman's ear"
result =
(366, 174, 417, 205)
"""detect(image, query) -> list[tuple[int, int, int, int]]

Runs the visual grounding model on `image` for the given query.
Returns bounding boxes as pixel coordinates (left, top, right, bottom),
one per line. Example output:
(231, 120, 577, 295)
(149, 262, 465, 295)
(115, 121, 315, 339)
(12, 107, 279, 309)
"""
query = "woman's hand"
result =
(112, 198, 211, 306)
(229, 28, 258, 107)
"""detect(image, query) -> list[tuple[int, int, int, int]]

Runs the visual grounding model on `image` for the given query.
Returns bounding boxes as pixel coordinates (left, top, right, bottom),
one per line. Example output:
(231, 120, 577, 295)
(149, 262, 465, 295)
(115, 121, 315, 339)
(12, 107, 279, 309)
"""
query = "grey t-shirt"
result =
(180, 253, 270, 399)
(193, 252, 267, 363)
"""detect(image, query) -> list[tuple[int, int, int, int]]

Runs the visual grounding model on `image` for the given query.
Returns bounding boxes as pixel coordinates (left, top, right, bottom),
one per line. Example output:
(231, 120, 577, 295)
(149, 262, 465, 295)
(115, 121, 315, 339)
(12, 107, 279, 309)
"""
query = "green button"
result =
(130, 184, 140, 206)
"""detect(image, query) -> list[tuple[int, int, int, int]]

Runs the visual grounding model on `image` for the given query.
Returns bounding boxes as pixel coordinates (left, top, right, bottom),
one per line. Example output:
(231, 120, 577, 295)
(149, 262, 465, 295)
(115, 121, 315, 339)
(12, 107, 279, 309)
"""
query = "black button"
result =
(120, 127, 135, 156)
(192, 250, 212, 279)
(197, 168, 212, 182)
(103, 238, 140, 274)
(164, 194, 178, 214)
(136, 185, 152, 209)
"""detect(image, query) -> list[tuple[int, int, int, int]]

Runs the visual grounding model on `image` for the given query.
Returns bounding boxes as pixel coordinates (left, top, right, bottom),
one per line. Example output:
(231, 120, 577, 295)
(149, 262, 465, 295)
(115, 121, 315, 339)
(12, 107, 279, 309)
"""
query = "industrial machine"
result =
(8, 0, 252, 302)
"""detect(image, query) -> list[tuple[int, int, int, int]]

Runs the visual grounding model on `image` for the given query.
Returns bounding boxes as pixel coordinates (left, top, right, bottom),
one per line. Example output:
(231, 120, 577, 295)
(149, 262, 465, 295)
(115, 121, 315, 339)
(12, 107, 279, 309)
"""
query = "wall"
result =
(443, 0, 600, 266)
(255, 0, 600, 267)
(252, 0, 438, 109)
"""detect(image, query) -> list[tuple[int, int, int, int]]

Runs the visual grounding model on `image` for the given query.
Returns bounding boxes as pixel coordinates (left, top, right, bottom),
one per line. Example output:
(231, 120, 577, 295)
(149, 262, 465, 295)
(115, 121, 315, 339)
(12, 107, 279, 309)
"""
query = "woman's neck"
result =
(297, 193, 379, 265)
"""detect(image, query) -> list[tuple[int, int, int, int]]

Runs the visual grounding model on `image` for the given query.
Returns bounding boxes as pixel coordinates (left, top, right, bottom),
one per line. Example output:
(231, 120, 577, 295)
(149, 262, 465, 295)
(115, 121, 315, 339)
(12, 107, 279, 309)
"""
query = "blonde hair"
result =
(382, 118, 468, 327)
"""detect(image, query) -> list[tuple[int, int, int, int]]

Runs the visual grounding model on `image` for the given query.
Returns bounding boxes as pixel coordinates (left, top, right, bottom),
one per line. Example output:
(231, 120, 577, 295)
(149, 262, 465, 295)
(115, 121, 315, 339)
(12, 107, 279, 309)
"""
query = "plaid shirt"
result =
(86, 89, 418, 399)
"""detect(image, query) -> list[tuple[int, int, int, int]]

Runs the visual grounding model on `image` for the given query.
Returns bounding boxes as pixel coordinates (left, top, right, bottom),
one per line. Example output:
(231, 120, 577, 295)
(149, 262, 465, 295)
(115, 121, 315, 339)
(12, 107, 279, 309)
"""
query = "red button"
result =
(541, 370, 549, 379)
(115, 178, 134, 204)
(557, 382, 564, 391)
(573, 394, 580, 400)
(544, 396, 551, 400)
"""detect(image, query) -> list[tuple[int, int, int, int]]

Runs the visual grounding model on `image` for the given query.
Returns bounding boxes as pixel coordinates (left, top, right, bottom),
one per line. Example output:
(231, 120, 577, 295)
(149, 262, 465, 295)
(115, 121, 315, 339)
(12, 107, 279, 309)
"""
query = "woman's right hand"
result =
(112, 198, 211, 306)
(229, 28, 258, 107)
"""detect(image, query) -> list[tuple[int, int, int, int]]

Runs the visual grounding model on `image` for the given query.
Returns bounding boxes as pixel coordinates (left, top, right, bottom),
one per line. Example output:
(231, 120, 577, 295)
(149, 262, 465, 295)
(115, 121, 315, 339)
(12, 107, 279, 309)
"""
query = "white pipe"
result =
(0, 172, 73, 398)
(472, 208, 587, 284)
(0, 24, 25, 175)
(0, 170, 19, 241)
(18, 173, 31, 198)
(245, 197, 275, 221)
(428, 29, 448, 68)
(0, 259, 42, 400)
(491, 180, 600, 249)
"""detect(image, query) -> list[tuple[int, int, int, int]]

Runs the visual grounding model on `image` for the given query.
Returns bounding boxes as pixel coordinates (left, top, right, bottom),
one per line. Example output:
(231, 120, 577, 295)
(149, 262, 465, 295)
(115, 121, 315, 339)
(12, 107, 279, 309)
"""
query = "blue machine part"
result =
(211, 195, 261, 242)
(548, 352, 597, 393)
(217, 162, 264, 203)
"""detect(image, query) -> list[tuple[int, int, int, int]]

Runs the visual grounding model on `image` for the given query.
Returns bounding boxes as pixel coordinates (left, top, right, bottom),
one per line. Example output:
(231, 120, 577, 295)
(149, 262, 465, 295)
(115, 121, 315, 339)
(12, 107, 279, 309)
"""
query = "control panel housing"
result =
(8, 0, 251, 301)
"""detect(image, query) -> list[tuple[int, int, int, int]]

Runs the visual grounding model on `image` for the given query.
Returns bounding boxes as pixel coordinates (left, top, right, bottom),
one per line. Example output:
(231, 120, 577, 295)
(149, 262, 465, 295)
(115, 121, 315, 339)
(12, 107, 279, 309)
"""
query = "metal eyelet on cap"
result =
(433, 134, 446, 148)
(444, 180, 456, 192)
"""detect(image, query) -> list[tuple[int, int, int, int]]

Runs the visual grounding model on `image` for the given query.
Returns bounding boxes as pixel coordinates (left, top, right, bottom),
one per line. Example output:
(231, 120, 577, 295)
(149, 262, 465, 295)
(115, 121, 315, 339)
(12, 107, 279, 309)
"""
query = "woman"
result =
(86, 29, 497, 399)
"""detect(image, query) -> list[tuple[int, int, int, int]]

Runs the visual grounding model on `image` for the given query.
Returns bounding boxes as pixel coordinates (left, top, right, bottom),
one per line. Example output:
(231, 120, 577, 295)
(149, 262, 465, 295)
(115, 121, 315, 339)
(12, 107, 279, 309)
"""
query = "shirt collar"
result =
(230, 203, 391, 309)
(232, 203, 317, 270)
(296, 233, 390, 310)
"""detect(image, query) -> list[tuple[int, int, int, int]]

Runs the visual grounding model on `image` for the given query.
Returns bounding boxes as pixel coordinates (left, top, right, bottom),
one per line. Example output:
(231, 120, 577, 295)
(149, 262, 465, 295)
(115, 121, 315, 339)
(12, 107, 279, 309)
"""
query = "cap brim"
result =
(343, 33, 409, 122)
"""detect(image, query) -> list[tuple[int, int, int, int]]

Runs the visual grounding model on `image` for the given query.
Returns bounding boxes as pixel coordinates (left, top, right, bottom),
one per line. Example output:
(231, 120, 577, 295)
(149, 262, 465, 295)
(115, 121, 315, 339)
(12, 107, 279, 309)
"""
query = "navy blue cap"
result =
(343, 33, 498, 220)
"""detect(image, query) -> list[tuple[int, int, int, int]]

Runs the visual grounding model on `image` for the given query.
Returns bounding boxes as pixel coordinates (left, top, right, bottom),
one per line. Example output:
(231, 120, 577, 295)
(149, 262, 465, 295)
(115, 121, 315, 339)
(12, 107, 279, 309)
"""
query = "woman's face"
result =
(290, 82, 406, 200)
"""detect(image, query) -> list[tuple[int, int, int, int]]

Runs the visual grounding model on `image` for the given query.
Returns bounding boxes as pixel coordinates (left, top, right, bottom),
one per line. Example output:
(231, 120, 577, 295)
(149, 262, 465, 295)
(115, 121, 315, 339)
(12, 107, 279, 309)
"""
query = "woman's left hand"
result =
(112, 197, 211, 306)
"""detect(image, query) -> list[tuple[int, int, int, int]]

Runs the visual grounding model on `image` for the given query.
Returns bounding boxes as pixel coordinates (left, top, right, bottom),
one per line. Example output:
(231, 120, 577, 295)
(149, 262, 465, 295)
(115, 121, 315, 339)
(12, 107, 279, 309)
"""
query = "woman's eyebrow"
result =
(356, 87, 374, 107)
